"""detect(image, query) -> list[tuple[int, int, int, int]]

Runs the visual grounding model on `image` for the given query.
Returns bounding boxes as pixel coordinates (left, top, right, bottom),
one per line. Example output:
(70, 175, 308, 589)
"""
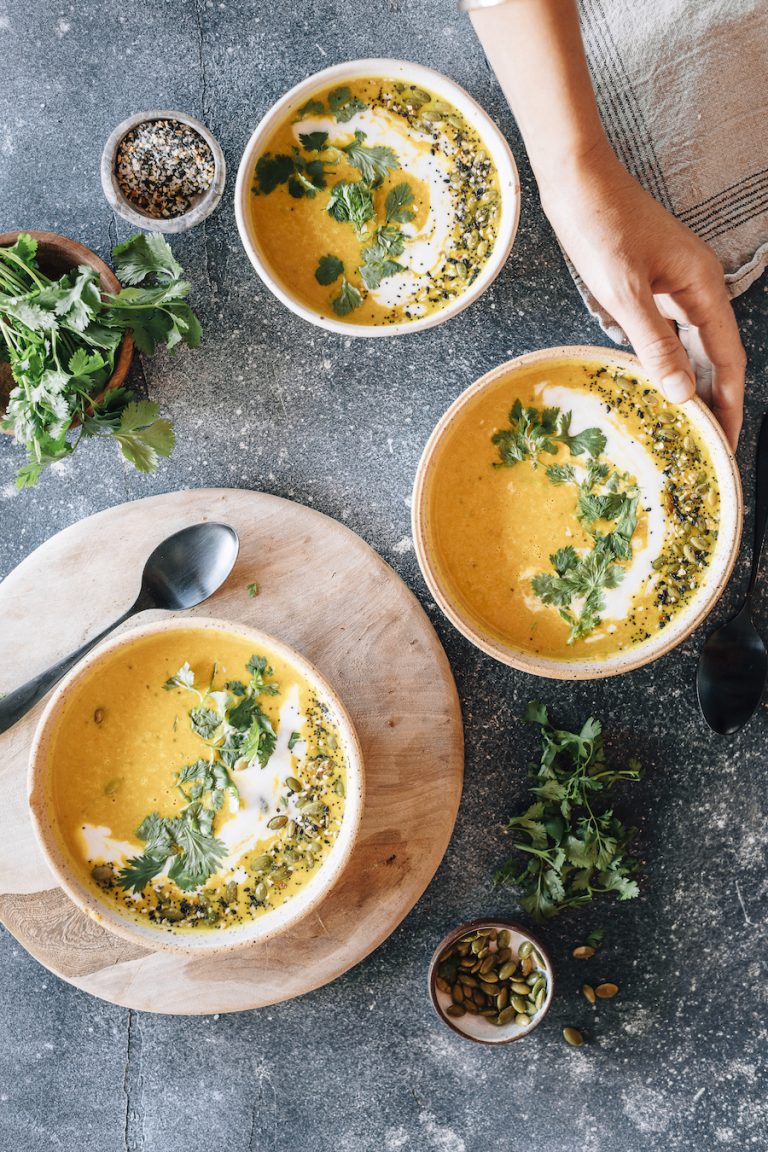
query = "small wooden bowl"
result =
(428, 919, 555, 1044)
(0, 230, 133, 432)
(412, 345, 743, 680)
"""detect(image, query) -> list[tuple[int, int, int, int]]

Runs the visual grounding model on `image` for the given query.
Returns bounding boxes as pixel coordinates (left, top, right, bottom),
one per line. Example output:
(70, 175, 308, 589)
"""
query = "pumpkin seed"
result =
(497, 1006, 516, 1026)
(463, 1001, 479, 1015)
(521, 955, 533, 977)
(496, 986, 509, 1011)
(436, 977, 451, 995)
(91, 864, 113, 884)
(480, 981, 498, 997)
(479, 955, 496, 975)
(512, 981, 531, 995)
(518, 940, 533, 959)
(572, 946, 595, 960)
(252, 853, 273, 872)
(497, 929, 511, 949)
(459, 974, 478, 988)
(534, 989, 545, 1010)
(480, 969, 498, 983)
(514, 1013, 530, 1027)
(160, 907, 184, 922)
(473, 988, 485, 1006)
(496, 947, 512, 964)
(595, 982, 619, 999)
(511, 996, 529, 1014)
(285, 776, 303, 793)
(563, 1027, 585, 1047)
(222, 880, 238, 906)
(452, 984, 464, 1004)
(498, 961, 516, 981)
(582, 984, 596, 1005)
(267, 815, 288, 830)
(446, 1004, 465, 1018)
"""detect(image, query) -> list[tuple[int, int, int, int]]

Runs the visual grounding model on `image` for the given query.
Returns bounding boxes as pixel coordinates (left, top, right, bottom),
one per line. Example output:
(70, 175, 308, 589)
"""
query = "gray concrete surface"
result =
(1, 2, 766, 1150)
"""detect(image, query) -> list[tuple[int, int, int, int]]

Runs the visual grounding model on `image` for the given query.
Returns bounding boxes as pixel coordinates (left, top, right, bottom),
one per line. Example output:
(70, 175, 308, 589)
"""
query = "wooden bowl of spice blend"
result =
(101, 110, 226, 234)
(0, 230, 133, 430)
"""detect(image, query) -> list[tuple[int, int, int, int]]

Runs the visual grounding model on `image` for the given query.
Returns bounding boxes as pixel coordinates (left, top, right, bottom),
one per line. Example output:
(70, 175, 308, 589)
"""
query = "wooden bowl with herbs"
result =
(0, 230, 133, 431)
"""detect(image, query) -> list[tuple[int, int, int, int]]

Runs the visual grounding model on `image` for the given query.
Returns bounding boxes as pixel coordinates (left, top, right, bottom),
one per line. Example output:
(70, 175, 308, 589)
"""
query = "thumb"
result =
(612, 288, 696, 405)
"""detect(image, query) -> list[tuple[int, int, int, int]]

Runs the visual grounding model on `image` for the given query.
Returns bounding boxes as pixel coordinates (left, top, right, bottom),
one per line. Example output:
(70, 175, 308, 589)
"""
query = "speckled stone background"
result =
(1, 2, 766, 1150)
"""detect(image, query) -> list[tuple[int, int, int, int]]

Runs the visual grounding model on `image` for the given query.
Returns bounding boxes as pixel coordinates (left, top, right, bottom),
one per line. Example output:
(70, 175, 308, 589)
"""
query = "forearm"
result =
(469, 0, 614, 192)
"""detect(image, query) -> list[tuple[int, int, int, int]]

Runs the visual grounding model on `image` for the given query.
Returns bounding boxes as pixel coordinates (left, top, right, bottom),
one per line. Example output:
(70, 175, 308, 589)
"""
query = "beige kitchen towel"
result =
(574, 0, 768, 341)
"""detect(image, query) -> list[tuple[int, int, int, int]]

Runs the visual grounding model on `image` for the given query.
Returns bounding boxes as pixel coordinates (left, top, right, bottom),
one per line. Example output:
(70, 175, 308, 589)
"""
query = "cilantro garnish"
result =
(343, 130, 400, 187)
(493, 399, 641, 642)
(328, 86, 367, 122)
(326, 181, 375, 238)
(296, 98, 325, 119)
(385, 182, 416, 224)
(495, 702, 642, 921)
(331, 277, 363, 317)
(299, 131, 329, 152)
(1, 232, 196, 487)
(120, 654, 284, 896)
(315, 255, 344, 286)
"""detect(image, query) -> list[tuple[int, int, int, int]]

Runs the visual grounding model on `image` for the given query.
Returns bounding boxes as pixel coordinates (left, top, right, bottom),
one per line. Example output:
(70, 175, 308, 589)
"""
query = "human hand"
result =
(539, 146, 746, 449)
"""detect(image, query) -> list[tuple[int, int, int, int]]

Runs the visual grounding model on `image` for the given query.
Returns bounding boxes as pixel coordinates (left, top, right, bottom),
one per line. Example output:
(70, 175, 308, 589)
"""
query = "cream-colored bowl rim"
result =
(412, 345, 743, 680)
(28, 616, 365, 955)
(234, 58, 521, 337)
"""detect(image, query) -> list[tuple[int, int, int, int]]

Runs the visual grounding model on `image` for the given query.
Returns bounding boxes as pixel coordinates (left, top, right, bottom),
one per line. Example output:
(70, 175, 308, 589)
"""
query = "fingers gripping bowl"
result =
(235, 59, 520, 336)
(28, 618, 364, 954)
(413, 347, 742, 679)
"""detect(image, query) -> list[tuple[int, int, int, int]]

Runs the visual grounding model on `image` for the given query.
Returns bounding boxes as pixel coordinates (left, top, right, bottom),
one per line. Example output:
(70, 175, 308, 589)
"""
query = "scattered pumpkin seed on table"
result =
(435, 927, 549, 1032)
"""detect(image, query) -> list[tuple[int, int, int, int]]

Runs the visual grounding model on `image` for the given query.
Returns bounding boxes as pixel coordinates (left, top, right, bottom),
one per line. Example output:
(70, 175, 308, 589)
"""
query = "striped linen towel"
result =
(574, 0, 768, 341)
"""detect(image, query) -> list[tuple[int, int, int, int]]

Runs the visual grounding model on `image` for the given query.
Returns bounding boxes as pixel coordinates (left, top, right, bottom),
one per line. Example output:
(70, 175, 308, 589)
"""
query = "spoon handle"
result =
(747, 413, 768, 599)
(0, 599, 143, 735)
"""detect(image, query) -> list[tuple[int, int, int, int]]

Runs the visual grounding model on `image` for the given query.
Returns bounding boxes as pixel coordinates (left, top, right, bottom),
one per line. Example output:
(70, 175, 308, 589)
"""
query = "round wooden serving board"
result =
(0, 488, 463, 1014)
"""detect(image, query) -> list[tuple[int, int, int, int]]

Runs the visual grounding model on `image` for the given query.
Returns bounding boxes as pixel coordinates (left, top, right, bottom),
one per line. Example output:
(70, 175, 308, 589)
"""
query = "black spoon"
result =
(0, 522, 240, 735)
(697, 414, 768, 735)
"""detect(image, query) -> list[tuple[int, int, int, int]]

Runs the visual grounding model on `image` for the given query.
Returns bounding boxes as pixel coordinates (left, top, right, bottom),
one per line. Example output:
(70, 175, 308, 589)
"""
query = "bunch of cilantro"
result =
(0, 232, 201, 488)
(496, 702, 643, 921)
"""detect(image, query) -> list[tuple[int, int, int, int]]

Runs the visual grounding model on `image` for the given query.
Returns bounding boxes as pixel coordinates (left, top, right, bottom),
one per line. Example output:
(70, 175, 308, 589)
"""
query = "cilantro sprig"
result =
(0, 232, 198, 488)
(495, 702, 643, 921)
(119, 654, 283, 896)
(493, 399, 606, 469)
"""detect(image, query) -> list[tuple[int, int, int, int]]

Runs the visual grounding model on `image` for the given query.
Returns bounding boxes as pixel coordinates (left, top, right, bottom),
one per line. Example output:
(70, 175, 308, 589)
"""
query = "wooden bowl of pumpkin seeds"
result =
(428, 920, 554, 1044)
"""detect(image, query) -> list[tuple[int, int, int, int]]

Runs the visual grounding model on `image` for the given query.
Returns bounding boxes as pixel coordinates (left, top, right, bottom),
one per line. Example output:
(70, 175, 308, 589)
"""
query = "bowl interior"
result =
(28, 617, 365, 955)
(234, 58, 520, 337)
(413, 346, 742, 680)
(429, 920, 554, 1044)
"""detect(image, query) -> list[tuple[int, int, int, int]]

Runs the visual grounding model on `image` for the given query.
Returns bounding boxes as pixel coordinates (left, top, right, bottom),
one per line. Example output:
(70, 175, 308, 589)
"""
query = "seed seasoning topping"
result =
(115, 118, 215, 219)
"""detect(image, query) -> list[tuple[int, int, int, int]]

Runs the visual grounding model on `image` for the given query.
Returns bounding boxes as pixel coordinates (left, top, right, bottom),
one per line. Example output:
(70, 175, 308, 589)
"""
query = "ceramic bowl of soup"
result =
(28, 618, 365, 954)
(235, 59, 520, 336)
(413, 346, 743, 679)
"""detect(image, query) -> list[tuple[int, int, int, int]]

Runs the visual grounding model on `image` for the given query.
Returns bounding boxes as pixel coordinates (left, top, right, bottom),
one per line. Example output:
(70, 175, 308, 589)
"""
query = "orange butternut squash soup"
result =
(426, 359, 720, 661)
(45, 628, 347, 933)
(248, 78, 501, 324)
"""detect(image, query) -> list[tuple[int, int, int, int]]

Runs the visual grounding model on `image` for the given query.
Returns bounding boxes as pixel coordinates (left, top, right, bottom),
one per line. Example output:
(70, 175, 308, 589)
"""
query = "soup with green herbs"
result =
(248, 77, 502, 325)
(424, 359, 721, 661)
(45, 627, 348, 933)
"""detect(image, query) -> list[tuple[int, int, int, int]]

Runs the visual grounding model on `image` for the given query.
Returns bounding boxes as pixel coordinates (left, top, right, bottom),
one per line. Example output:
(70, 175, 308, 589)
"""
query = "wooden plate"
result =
(0, 489, 463, 1013)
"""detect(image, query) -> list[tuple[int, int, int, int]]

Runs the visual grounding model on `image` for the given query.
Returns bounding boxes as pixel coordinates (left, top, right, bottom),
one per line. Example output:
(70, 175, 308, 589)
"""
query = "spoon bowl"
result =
(697, 412, 768, 735)
(0, 522, 240, 734)
(696, 605, 768, 735)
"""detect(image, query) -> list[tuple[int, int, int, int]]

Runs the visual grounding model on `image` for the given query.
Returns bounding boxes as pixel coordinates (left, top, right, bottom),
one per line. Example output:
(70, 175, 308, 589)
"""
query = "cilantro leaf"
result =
(331, 277, 363, 317)
(163, 661, 195, 691)
(546, 463, 576, 486)
(111, 233, 183, 285)
(555, 411, 607, 458)
(385, 182, 416, 224)
(326, 181, 375, 238)
(315, 254, 344, 286)
(296, 98, 324, 118)
(299, 131, 329, 152)
(253, 152, 294, 194)
(328, 86, 367, 122)
(343, 130, 400, 187)
(111, 400, 175, 473)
